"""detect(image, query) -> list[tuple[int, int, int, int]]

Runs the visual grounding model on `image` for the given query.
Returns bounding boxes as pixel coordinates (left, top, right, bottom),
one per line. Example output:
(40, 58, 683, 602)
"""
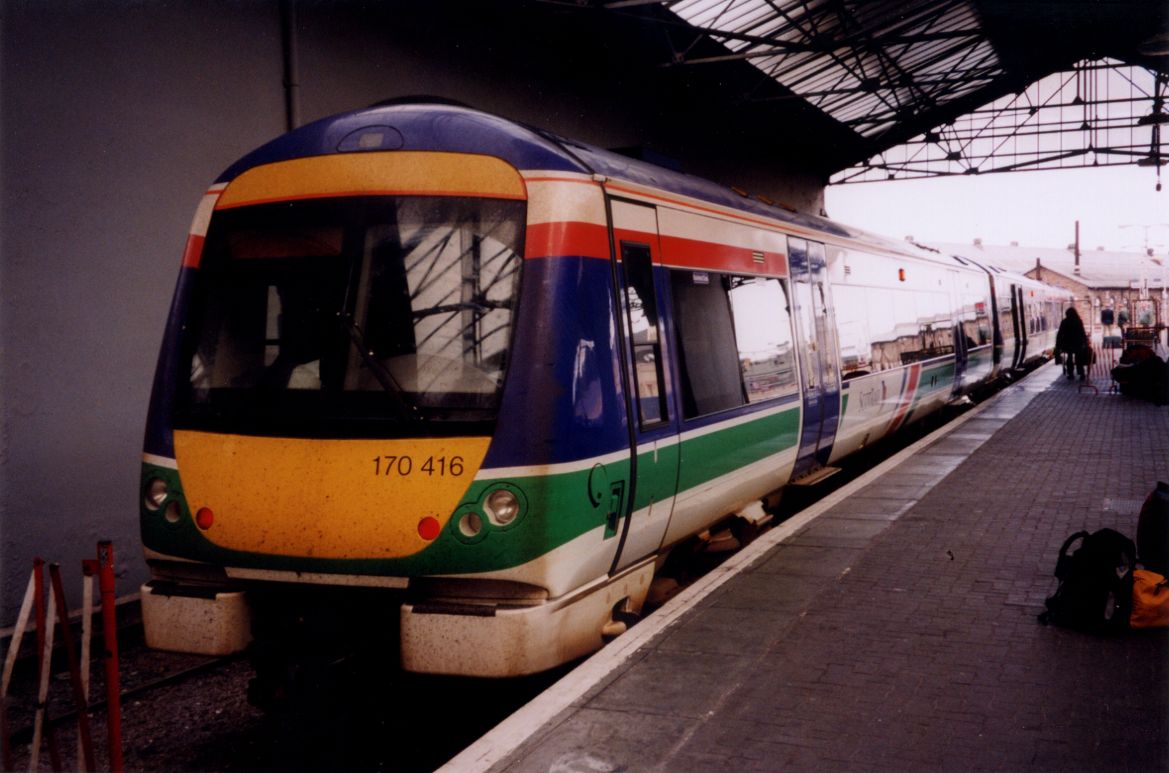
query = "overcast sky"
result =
(824, 164, 1168, 254)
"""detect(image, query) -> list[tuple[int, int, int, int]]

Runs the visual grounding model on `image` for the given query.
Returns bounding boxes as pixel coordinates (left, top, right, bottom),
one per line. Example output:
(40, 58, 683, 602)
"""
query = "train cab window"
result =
(669, 270, 745, 418)
(727, 276, 799, 402)
(183, 195, 524, 434)
(620, 243, 667, 426)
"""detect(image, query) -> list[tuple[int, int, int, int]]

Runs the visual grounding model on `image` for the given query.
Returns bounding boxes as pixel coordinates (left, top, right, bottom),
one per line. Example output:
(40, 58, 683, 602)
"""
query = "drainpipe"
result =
(280, 0, 300, 132)
(1074, 220, 1082, 277)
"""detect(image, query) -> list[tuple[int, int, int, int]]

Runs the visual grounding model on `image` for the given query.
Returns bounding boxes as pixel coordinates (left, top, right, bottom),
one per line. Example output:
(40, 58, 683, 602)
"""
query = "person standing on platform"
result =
(1055, 307, 1089, 381)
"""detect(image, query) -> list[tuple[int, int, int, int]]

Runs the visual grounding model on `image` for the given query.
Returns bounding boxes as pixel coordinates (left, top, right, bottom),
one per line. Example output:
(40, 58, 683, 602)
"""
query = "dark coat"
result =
(1056, 312, 1088, 355)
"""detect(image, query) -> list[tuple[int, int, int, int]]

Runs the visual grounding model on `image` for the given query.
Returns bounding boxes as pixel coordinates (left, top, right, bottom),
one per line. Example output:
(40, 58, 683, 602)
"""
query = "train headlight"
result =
(458, 511, 483, 538)
(144, 478, 168, 511)
(484, 489, 520, 526)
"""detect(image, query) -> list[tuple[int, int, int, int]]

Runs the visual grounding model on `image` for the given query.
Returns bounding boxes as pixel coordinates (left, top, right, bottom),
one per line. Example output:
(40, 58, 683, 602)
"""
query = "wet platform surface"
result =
(452, 364, 1169, 772)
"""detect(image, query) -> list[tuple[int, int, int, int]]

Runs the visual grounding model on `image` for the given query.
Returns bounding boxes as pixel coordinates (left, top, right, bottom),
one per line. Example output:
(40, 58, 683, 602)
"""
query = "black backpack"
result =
(1039, 528, 1136, 632)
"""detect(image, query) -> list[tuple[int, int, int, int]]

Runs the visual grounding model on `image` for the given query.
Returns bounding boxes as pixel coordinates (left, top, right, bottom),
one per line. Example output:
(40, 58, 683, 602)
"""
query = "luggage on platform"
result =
(1130, 570, 1169, 629)
(1040, 528, 1136, 632)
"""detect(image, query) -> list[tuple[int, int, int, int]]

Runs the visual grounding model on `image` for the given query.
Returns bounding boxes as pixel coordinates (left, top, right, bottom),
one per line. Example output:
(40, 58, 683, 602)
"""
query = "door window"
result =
(621, 242, 667, 426)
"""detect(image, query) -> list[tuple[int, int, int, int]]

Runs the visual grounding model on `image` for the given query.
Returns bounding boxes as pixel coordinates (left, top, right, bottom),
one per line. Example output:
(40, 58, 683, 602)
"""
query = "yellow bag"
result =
(1131, 569, 1169, 629)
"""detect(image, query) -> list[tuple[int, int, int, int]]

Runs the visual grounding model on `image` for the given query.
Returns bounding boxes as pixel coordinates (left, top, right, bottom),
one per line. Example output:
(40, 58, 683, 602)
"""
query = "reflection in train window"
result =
(727, 277, 798, 403)
(185, 196, 523, 433)
(998, 291, 1015, 343)
(839, 286, 958, 371)
(868, 289, 923, 368)
(913, 291, 954, 361)
(959, 296, 991, 346)
(831, 283, 872, 379)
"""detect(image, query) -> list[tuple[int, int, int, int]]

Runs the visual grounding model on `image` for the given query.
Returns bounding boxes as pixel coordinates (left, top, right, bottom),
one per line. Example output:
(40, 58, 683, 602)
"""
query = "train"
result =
(139, 102, 1072, 680)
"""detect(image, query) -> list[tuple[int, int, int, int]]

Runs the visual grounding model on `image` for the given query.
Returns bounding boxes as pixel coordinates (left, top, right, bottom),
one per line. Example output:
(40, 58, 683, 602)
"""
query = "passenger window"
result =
(958, 296, 990, 347)
(869, 289, 922, 366)
(621, 243, 666, 426)
(727, 277, 799, 401)
(670, 270, 745, 418)
(833, 283, 872, 378)
(999, 296, 1015, 342)
(915, 292, 954, 360)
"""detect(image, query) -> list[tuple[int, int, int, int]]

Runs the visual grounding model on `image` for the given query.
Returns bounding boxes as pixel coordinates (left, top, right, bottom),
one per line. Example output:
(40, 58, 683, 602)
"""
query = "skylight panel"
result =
(667, 0, 1005, 139)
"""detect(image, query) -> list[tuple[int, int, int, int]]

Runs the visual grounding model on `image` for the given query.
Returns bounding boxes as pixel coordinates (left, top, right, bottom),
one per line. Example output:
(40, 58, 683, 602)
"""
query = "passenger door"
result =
(607, 199, 679, 573)
(1011, 284, 1028, 369)
(949, 270, 969, 396)
(788, 238, 842, 478)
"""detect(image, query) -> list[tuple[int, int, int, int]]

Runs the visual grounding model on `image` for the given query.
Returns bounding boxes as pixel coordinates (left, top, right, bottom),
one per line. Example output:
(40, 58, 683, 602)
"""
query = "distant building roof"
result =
(924, 240, 1167, 290)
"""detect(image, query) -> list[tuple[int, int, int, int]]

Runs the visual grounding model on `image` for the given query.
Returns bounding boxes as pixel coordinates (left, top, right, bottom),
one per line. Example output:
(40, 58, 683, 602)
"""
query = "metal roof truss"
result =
(833, 59, 1167, 183)
(584, 0, 1169, 180)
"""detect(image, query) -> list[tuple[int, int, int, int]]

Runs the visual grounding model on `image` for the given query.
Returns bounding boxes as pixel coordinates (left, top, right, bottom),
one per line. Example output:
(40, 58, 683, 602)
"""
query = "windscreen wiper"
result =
(336, 311, 419, 421)
(411, 299, 507, 319)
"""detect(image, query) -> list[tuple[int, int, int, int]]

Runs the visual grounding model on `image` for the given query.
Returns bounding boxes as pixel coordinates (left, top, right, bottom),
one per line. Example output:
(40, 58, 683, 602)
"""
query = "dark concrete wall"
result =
(1, 0, 286, 625)
(0, 0, 826, 625)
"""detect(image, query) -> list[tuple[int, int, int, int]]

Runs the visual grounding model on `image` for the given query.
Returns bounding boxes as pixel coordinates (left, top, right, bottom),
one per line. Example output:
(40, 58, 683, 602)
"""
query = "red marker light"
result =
(418, 516, 441, 541)
(898, 268, 906, 282)
(195, 507, 215, 530)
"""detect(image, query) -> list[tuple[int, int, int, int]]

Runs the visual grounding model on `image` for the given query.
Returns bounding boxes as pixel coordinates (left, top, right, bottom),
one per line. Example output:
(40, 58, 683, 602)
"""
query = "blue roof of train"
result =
(216, 103, 850, 239)
(216, 104, 583, 182)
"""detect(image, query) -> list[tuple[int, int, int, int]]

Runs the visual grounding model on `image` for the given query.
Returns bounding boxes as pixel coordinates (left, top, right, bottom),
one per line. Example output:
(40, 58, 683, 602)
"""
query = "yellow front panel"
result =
(173, 431, 491, 559)
(215, 152, 526, 210)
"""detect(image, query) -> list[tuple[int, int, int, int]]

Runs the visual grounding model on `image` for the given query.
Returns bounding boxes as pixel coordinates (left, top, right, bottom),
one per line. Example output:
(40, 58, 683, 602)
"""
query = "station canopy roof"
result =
(554, 0, 1169, 180)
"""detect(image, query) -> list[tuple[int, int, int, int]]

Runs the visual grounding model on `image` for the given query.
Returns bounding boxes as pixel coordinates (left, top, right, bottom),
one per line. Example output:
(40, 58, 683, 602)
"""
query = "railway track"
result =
(4, 653, 237, 746)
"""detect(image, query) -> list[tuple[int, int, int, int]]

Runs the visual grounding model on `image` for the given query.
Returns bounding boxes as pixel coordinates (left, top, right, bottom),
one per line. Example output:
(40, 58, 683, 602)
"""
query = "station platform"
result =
(448, 363, 1169, 772)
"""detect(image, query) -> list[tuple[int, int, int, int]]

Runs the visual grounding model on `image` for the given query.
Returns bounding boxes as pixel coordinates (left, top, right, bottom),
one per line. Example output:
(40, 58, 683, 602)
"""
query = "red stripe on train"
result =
(524, 221, 610, 260)
(181, 234, 206, 269)
(524, 221, 789, 276)
(660, 234, 787, 276)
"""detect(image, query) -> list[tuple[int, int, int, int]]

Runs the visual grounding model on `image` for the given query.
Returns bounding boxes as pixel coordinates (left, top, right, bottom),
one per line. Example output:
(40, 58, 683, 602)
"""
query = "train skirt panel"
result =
(400, 557, 655, 677)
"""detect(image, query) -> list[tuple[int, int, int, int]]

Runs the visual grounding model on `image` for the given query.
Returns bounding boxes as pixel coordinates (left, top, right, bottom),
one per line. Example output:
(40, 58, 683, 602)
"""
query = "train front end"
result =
(140, 116, 547, 670)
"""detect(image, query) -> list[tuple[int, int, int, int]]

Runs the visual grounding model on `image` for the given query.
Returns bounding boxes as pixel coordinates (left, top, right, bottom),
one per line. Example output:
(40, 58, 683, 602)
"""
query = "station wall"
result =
(0, 0, 826, 626)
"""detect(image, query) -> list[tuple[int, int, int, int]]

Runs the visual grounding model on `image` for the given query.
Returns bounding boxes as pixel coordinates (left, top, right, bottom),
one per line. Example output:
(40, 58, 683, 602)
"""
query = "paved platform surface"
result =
(454, 364, 1169, 772)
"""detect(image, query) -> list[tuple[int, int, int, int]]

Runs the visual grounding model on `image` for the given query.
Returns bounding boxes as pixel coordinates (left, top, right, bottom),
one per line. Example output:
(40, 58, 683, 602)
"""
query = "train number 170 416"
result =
(372, 455, 465, 477)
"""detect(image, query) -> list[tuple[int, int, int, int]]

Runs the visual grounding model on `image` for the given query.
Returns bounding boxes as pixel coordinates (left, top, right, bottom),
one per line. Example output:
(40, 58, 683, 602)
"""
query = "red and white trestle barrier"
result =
(0, 542, 124, 772)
